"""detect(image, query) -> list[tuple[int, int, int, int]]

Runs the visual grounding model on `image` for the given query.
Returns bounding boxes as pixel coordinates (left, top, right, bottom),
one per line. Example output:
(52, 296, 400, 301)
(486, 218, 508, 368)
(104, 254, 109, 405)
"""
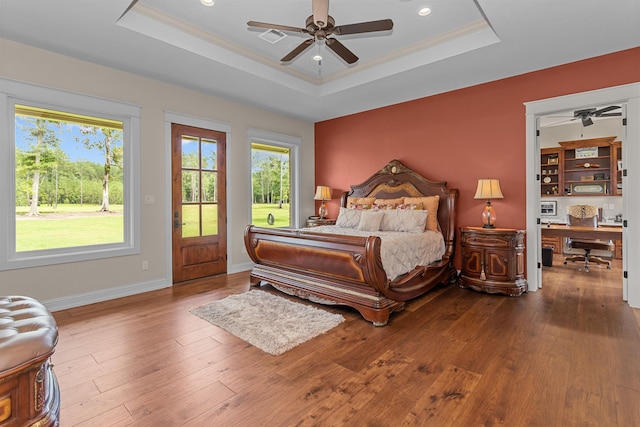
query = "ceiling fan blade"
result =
(326, 38, 358, 64)
(594, 105, 621, 115)
(598, 113, 623, 117)
(334, 19, 394, 35)
(311, 0, 329, 28)
(281, 39, 314, 62)
(247, 21, 307, 34)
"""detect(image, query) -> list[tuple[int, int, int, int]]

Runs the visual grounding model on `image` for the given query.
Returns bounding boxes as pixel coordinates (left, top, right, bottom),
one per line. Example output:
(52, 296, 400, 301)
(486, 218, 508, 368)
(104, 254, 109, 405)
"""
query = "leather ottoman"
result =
(0, 296, 60, 426)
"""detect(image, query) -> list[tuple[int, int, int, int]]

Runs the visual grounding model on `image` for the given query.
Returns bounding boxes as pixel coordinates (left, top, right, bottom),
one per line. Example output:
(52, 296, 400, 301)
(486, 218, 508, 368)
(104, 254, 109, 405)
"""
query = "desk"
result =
(541, 224, 622, 241)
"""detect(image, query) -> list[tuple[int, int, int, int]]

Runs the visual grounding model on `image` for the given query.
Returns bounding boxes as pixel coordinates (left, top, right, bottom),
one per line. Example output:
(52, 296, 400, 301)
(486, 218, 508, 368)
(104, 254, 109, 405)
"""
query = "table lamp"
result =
(314, 186, 331, 219)
(474, 179, 504, 228)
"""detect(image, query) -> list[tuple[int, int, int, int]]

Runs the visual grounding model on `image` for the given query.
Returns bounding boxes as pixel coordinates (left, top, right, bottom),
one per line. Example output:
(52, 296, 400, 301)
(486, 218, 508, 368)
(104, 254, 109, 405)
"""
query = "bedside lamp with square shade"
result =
(474, 179, 504, 228)
(314, 186, 331, 219)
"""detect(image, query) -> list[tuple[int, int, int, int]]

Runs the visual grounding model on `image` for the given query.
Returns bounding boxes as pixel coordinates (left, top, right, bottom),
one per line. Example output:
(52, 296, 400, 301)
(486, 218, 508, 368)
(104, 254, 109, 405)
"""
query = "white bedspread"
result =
(305, 225, 446, 281)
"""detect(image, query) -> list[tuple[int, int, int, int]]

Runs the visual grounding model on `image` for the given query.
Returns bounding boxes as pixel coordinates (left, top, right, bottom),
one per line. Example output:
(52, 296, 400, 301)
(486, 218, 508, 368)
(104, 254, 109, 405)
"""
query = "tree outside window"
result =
(251, 142, 290, 228)
(14, 105, 124, 251)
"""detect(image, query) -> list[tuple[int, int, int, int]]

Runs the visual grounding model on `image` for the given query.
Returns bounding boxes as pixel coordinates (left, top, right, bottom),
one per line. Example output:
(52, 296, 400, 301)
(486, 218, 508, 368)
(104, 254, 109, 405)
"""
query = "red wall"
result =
(315, 47, 640, 268)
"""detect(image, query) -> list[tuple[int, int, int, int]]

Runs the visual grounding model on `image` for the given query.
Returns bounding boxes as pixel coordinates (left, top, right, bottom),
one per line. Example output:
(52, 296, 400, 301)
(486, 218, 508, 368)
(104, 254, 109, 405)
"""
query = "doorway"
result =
(171, 123, 227, 283)
(525, 83, 640, 307)
(537, 113, 625, 290)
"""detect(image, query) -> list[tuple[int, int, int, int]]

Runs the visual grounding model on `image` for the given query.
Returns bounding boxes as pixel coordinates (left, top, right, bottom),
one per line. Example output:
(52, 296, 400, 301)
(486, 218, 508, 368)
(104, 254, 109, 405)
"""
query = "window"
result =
(248, 129, 300, 228)
(0, 79, 140, 270)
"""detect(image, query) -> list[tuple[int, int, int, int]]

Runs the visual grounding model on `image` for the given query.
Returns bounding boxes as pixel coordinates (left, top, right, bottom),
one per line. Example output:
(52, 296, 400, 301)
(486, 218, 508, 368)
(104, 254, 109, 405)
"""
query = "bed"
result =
(244, 160, 458, 326)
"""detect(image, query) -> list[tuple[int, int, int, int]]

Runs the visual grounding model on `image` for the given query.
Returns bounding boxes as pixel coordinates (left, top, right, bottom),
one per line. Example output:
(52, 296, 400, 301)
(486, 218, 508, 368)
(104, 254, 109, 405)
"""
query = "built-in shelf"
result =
(541, 136, 620, 197)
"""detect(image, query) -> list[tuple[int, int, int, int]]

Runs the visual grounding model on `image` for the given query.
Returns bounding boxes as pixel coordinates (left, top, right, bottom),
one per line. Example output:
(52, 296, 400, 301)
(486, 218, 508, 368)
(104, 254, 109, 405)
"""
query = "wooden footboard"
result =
(244, 225, 455, 326)
(244, 225, 404, 326)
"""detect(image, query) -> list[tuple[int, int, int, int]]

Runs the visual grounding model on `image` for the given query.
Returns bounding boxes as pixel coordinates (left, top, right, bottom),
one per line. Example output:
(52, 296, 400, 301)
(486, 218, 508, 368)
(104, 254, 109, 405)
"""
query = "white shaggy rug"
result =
(190, 290, 345, 355)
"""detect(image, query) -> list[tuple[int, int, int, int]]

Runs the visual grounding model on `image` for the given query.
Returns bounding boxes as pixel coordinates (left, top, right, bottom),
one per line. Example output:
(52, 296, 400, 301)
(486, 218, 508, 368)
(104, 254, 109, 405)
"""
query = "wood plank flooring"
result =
(51, 255, 640, 426)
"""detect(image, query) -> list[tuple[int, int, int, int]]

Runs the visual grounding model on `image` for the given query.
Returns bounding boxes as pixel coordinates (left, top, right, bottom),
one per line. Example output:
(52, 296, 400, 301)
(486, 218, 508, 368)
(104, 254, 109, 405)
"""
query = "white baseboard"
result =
(229, 262, 254, 274)
(44, 263, 255, 312)
(43, 278, 171, 312)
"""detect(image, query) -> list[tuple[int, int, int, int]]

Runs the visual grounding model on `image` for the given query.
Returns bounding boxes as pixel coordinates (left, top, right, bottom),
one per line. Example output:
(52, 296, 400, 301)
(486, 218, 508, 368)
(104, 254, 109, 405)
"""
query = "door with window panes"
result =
(171, 124, 226, 283)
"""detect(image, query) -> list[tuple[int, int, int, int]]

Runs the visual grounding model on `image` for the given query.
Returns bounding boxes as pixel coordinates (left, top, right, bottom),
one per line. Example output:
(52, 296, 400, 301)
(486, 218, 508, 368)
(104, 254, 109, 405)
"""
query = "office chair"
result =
(563, 205, 614, 272)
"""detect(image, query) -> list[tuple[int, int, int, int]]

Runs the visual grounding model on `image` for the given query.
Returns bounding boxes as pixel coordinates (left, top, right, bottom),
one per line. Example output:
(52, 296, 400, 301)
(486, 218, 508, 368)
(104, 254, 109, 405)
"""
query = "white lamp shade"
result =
(474, 179, 504, 200)
(314, 186, 331, 200)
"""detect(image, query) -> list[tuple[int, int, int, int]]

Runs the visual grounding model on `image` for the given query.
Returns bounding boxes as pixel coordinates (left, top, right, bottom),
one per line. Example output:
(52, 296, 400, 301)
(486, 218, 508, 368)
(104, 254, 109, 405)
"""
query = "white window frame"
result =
(0, 78, 141, 270)
(248, 128, 300, 229)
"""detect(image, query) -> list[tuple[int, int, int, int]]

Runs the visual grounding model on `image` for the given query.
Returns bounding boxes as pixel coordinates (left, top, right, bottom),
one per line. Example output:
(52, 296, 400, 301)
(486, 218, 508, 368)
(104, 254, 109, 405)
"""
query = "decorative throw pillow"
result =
(373, 197, 404, 207)
(347, 197, 376, 209)
(396, 209, 428, 233)
(396, 203, 424, 210)
(372, 203, 396, 210)
(357, 210, 384, 232)
(353, 204, 372, 210)
(380, 209, 428, 233)
(404, 196, 440, 232)
(335, 207, 362, 228)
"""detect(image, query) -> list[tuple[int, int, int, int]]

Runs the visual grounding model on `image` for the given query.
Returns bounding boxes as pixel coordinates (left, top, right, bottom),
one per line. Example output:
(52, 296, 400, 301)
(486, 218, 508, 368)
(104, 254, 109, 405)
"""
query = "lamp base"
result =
(318, 201, 327, 219)
(481, 201, 497, 229)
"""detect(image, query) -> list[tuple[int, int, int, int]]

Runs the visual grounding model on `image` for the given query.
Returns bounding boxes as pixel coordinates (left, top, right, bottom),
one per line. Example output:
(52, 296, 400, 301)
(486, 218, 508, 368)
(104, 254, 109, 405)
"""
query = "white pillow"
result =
(335, 207, 362, 228)
(380, 209, 428, 233)
(357, 211, 384, 232)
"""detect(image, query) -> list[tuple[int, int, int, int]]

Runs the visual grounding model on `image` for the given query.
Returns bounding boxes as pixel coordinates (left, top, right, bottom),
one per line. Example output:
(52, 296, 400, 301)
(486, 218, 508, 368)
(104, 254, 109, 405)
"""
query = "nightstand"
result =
(459, 226, 527, 296)
(305, 218, 336, 227)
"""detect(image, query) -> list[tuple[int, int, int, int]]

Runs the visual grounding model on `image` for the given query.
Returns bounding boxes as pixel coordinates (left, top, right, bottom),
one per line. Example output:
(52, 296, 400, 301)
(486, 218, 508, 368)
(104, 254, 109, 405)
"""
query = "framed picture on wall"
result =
(541, 201, 557, 216)
(575, 146, 599, 159)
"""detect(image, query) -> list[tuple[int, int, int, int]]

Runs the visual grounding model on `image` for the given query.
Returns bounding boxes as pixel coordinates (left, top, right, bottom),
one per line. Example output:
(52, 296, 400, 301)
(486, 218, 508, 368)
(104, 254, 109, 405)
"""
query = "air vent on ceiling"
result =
(259, 29, 287, 44)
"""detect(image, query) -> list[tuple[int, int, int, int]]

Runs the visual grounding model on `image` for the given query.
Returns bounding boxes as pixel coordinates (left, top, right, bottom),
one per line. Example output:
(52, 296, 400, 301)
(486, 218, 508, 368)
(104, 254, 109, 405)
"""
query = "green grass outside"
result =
(251, 203, 290, 227)
(15, 203, 290, 252)
(181, 205, 218, 237)
(16, 204, 123, 215)
(16, 204, 124, 251)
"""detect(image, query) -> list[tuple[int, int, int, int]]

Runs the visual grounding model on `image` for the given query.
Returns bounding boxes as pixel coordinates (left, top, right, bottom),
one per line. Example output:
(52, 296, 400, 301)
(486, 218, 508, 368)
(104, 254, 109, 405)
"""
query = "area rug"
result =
(190, 290, 345, 355)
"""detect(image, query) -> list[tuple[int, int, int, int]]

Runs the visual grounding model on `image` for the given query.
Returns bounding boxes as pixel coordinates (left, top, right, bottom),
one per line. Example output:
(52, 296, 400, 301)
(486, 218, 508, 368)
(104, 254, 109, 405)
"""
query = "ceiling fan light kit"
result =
(247, 0, 393, 65)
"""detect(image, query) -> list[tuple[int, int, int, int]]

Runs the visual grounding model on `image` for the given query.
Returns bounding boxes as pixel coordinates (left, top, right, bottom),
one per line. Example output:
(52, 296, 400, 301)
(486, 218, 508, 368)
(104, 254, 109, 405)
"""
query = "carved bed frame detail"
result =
(244, 159, 458, 326)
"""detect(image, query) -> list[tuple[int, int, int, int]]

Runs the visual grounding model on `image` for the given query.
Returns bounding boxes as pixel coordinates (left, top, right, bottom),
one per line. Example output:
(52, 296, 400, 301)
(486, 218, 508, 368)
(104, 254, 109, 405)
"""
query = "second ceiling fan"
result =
(247, 0, 393, 65)
(573, 105, 622, 126)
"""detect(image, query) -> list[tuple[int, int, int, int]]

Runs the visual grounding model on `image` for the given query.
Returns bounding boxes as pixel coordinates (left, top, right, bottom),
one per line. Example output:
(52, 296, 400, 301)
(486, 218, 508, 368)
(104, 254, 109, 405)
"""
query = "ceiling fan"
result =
(247, 0, 393, 65)
(573, 105, 622, 126)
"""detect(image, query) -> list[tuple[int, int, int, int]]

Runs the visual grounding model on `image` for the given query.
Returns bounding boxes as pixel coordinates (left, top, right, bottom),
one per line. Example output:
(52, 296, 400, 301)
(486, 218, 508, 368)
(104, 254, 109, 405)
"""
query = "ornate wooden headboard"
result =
(339, 159, 458, 260)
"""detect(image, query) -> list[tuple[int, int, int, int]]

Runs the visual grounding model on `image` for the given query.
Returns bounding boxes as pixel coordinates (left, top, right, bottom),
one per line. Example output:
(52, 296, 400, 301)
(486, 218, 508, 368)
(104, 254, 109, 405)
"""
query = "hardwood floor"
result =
(52, 256, 640, 426)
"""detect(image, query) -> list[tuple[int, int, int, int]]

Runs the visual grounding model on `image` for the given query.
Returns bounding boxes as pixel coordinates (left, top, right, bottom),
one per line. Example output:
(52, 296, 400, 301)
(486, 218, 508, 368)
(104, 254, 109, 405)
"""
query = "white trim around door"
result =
(524, 82, 640, 308)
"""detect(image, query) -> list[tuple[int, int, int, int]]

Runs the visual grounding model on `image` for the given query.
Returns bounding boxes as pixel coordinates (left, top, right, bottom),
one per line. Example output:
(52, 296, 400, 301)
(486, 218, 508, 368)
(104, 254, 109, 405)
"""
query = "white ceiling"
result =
(1, 0, 639, 123)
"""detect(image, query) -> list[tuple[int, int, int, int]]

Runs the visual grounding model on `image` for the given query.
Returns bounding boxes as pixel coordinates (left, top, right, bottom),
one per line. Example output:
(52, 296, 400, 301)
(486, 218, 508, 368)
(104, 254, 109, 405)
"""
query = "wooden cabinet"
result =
(612, 140, 622, 196)
(459, 227, 527, 296)
(540, 147, 562, 197)
(559, 136, 616, 196)
(541, 136, 621, 197)
(614, 239, 623, 260)
(541, 235, 562, 254)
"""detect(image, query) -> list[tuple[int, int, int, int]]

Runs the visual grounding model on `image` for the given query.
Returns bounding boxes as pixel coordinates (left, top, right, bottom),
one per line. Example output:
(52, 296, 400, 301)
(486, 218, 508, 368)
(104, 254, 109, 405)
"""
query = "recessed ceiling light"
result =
(418, 7, 432, 16)
(201, 0, 214, 6)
